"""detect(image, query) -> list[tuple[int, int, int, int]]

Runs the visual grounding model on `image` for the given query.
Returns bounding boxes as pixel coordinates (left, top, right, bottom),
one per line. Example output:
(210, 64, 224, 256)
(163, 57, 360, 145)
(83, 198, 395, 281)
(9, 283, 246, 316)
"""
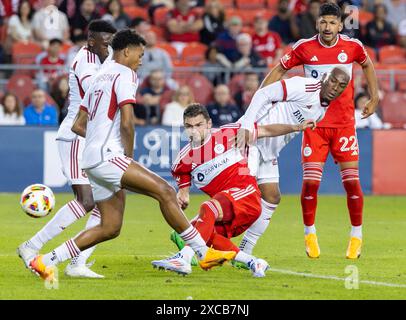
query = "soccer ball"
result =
(20, 184, 55, 218)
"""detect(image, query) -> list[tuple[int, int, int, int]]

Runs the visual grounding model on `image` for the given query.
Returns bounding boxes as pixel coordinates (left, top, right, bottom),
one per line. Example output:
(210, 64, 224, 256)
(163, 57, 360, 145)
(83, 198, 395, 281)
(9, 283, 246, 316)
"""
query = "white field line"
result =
(3, 253, 406, 288)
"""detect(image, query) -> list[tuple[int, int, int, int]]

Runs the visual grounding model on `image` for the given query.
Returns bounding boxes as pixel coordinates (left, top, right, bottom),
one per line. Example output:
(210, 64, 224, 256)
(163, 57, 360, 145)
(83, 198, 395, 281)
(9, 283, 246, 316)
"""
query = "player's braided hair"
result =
(184, 103, 211, 121)
(88, 19, 117, 34)
(319, 2, 342, 19)
(111, 29, 147, 51)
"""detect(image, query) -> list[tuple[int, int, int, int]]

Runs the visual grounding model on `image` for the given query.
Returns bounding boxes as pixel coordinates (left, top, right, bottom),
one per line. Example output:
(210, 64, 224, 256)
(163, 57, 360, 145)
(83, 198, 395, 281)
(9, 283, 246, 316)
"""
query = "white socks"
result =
(179, 226, 208, 260)
(239, 199, 277, 254)
(179, 246, 195, 264)
(70, 208, 101, 266)
(304, 224, 317, 235)
(351, 225, 362, 239)
(235, 251, 255, 266)
(27, 200, 87, 251)
(42, 239, 81, 266)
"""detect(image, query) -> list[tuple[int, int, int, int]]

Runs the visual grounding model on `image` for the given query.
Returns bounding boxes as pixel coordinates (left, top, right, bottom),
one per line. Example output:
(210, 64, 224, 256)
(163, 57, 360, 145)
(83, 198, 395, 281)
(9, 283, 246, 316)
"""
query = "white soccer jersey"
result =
(56, 46, 102, 141)
(240, 76, 327, 161)
(81, 60, 138, 169)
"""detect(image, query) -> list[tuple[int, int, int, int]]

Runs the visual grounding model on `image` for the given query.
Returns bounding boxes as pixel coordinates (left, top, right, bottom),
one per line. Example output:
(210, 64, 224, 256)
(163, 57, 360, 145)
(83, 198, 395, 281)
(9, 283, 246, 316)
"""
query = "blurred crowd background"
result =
(0, 0, 405, 129)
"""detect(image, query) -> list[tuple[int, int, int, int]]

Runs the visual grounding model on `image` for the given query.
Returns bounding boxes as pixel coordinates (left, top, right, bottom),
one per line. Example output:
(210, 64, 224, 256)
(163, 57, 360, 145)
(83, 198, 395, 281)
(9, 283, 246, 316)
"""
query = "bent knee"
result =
(261, 191, 281, 205)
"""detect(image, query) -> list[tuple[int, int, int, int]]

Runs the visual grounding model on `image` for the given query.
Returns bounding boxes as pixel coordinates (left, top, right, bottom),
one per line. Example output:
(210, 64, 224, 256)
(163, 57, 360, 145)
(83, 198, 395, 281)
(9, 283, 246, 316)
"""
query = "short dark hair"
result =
(183, 103, 211, 121)
(88, 19, 117, 34)
(49, 38, 63, 46)
(319, 3, 341, 19)
(130, 17, 146, 28)
(111, 29, 147, 50)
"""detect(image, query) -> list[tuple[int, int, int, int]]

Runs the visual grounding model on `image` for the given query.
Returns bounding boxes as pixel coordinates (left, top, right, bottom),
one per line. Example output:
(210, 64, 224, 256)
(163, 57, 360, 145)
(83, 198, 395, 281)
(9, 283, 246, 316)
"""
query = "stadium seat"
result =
(181, 42, 207, 65)
(228, 73, 245, 96)
(6, 74, 35, 105)
(219, 0, 235, 9)
(121, 0, 136, 7)
(150, 25, 166, 42)
(357, 10, 374, 27)
(155, 42, 179, 60)
(184, 73, 214, 105)
(153, 6, 170, 27)
(60, 42, 73, 54)
(266, 0, 278, 9)
(123, 6, 149, 20)
(379, 45, 406, 64)
(381, 92, 406, 128)
(225, 9, 275, 26)
(11, 41, 42, 64)
(236, 0, 265, 9)
(364, 46, 377, 63)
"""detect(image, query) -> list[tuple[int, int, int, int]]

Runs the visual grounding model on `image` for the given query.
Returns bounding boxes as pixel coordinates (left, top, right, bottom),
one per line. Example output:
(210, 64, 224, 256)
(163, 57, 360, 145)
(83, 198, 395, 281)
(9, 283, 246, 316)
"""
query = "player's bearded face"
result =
(184, 115, 212, 144)
(318, 15, 343, 43)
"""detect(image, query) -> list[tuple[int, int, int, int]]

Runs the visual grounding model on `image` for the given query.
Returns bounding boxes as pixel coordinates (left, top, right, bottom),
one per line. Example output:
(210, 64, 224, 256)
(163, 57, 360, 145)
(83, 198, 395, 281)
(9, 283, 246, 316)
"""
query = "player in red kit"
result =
(152, 104, 315, 276)
(237, 3, 379, 260)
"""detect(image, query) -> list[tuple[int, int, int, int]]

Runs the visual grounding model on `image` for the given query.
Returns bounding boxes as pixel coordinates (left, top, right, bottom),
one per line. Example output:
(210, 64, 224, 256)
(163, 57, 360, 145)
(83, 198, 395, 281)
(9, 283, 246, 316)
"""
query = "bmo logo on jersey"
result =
(197, 173, 205, 182)
(311, 70, 318, 78)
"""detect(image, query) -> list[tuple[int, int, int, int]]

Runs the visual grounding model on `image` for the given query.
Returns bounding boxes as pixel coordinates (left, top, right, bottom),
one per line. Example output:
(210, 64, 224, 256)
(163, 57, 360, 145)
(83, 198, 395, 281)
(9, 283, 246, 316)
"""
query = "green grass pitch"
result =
(1, 193, 405, 300)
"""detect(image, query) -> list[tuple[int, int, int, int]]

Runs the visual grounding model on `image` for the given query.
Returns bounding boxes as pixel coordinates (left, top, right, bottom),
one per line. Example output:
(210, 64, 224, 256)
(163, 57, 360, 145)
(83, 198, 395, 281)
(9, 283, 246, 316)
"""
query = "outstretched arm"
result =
(257, 119, 316, 139)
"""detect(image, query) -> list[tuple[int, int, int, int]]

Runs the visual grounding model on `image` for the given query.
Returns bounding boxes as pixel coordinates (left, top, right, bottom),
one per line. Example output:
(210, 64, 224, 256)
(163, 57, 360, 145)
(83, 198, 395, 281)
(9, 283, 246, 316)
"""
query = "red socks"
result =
(341, 168, 363, 226)
(301, 163, 323, 226)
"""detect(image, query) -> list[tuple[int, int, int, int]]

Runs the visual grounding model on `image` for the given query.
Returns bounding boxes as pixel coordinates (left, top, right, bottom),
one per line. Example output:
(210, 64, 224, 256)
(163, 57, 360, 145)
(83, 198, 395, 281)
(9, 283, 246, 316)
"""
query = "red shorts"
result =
(213, 184, 261, 239)
(301, 126, 359, 163)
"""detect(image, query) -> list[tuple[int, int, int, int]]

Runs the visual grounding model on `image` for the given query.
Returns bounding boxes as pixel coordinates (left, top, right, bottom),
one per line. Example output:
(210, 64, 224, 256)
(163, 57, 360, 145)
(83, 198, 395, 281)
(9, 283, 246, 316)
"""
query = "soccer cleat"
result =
(65, 263, 105, 278)
(29, 255, 56, 282)
(304, 233, 320, 258)
(170, 231, 198, 266)
(198, 247, 236, 270)
(346, 237, 362, 259)
(151, 253, 192, 276)
(248, 258, 270, 278)
(231, 260, 249, 270)
(17, 242, 38, 268)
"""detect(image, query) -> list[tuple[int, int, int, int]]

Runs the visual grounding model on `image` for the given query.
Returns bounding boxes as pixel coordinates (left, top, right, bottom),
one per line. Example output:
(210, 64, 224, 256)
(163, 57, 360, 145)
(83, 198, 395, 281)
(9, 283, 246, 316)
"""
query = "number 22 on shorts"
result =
(339, 136, 358, 156)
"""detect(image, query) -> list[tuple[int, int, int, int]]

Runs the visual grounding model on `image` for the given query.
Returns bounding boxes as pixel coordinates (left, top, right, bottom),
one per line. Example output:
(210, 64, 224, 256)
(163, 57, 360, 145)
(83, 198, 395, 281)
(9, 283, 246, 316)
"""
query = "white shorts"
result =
(85, 154, 132, 202)
(57, 138, 89, 185)
(248, 146, 279, 185)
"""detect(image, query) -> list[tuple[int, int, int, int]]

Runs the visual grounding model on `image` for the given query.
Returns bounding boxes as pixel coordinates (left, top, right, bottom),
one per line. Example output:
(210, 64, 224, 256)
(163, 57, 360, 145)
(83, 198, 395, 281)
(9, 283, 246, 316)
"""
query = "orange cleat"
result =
(29, 255, 57, 282)
(304, 233, 320, 259)
(346, 237, 362, 259)
(198, 247, 236, 270)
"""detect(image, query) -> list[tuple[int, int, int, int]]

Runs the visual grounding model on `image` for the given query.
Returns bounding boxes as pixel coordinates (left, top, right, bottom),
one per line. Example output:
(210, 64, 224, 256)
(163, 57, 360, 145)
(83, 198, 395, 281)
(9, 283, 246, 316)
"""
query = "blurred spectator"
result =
(167, 0, 203, 44)
(32, 0, 70, 44)
(233, 72, 259, 111)
(64, 34, 87, 68)
(0, 93, 25, 125)
(36, 38, 65, 89)
(215, 16, 243, 62)
(96, 0, 110, 16)
(199, 0, 225, 46)
(252, 13, 283, 65)
(162, 85, 194, 126)
(268, 0, 300, 45)
(383, 0, 406, 28)
(58, 0, 83, 21)
(354, 93, 384, 129)
(130, 17, 151, 37)
(231, 33, 266, 72)
(297, 0, 320, 39)
(0, 0, 19, 19)
(136, 69, 171, 125)
(206, 85, 241, 127)
(202, 46, 227, 85)
(24, 88, 58, 126)
(290, 0, 310, 14)
(6, 0, 34, 49)
(102, 0, 131, 30)
(137, 30, 173, 83)
(398, 19, 406, 49)
(50, 75, 69, 124)
(71, 0, 100, 39)
(364, 4, 396, 49)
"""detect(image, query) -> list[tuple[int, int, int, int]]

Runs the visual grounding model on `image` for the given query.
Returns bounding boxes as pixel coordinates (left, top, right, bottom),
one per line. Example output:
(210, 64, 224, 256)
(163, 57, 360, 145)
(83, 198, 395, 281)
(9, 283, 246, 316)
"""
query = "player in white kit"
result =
(28, 29, 236, 283)
(234, 67, 350, 265)
(17, 20, 117, 278)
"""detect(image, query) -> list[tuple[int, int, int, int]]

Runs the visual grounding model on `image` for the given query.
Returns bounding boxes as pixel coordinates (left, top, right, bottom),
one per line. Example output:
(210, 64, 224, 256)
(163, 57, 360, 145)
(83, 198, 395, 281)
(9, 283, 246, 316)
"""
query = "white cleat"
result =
(151, 253, 192, 276)
(17, 242, 38, 268)
(64, 264, 105, 279)
(249, 258, 270, 278)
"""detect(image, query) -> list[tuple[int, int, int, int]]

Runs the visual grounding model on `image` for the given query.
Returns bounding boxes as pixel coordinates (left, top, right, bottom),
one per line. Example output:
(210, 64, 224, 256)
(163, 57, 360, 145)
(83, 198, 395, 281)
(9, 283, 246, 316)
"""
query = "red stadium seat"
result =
(60, 42, 73, 54)
(153, 6, 170, 27)
(184, 73, 214, 105)
(155, 42, 179, 60)
(123, 6, 149, 20)
(381, 92, 406, 128)
(228, 73, 245, 96)
(225, 9, 274, 26)
(364, 46, 377, 63)
(6, 74, 35, 105)
(379, 45, 406, 64)
(181, 42, 207, 65)
(236, 0, 265, 9)
(121, 0, 136, 7)
(219, 0, 235, 9)
(357, 10, 374, 27)
(11, 41, 42, 64)
(266, 0, 278, 9)
(150, 25, 166, 42)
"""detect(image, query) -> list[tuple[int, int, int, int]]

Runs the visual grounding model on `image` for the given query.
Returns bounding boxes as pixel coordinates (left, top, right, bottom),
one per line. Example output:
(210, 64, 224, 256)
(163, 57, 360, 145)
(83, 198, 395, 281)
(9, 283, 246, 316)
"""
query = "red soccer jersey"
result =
(252, 31, 282, 62)
(171, 123, 258, 198)
(168, 8, 201, 43)
(40, 55, 65, 79)
(280, 34, 368, 128)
